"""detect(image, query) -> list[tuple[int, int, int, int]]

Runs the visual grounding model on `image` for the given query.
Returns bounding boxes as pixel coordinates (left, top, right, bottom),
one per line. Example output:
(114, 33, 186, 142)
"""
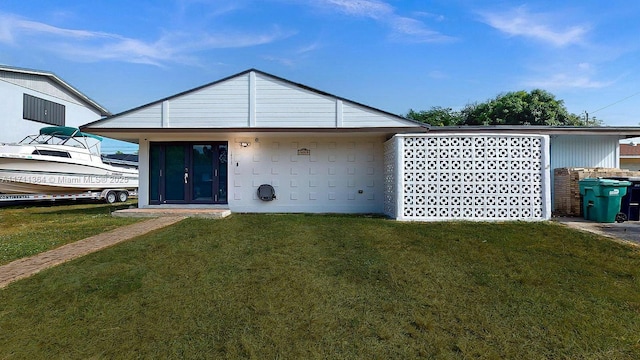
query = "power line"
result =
(590, 90, 640, 114)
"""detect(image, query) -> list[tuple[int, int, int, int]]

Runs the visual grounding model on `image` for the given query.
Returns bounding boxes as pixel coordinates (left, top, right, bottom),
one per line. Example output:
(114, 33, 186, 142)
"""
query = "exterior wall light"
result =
(240, 142, 251, 147)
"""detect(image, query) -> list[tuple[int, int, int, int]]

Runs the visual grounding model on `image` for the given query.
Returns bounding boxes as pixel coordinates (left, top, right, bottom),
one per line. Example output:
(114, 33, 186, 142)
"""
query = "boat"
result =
(0, 126, 138, 194)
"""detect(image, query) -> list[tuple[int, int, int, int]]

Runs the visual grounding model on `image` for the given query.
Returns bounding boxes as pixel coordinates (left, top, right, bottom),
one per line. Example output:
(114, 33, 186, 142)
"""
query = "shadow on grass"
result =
(36, 203, 137, 215)
(26, 201, 138, 216)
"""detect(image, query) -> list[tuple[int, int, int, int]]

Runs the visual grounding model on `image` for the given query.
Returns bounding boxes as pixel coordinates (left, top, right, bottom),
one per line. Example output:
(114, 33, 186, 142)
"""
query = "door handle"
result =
(184, 172, 189, 184)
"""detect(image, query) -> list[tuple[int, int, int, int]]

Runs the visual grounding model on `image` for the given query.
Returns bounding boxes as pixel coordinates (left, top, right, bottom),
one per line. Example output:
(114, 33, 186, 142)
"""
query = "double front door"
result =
(149, 142, 227, 204)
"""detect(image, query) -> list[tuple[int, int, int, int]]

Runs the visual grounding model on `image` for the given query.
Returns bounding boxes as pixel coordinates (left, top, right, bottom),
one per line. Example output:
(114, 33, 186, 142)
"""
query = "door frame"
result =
(149, 141, 228, 205)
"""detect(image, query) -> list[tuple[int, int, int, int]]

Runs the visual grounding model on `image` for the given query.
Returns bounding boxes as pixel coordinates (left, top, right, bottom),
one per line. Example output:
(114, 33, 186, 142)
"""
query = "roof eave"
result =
(0, 65, 111, 116)
(80, 126, 428, 134)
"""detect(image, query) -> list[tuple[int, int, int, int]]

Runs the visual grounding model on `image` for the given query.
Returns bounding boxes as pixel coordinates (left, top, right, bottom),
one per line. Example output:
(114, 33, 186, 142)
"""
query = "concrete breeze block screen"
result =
(384, 134, 551, 221)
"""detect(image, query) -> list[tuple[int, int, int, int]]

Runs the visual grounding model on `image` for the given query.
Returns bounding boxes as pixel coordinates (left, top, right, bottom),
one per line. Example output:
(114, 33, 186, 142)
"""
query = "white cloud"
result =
(323, 0, 392, 19)
(523, 61, 621, 90)
(0, 15, 16, 43)
(525, 73, 612, 89)
(261, 55, 295, 67)
(296, 42, 321, 54)
(262, 41, 322, 67)
(413, 11, 445, 22)
(480, 6, 588, 47)
(16, 18, 113, 40)
(389, 16, 453, 43)
(0, 12, 292, 66)
(317, 0, 454, 42)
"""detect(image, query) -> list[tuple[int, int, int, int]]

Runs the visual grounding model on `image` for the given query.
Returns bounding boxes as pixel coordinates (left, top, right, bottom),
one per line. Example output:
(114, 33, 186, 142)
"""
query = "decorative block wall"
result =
(383, 139, 397, 217)
(384, 134, 551, 221)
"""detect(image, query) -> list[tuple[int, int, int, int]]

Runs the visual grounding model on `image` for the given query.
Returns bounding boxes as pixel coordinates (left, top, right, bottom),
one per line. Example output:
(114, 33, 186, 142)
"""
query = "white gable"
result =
(0, 71, 79, 105)
(0, 66, 109, 116)
(254, 74, 336, 127)
(86, 70, 422, 130)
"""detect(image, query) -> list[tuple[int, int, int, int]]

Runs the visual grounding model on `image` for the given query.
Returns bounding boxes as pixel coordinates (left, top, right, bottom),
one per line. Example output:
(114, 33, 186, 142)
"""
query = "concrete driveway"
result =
(554, 217, 640, 247)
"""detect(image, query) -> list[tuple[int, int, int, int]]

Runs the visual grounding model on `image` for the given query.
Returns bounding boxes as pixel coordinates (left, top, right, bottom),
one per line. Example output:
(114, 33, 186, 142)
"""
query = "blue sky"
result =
(1, 1, 639, 153)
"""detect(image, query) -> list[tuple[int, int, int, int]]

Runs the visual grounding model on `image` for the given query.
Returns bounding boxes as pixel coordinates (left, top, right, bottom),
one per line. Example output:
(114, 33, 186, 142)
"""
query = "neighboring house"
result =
(620, 143, 640, 171)
(81, 69, 640, 221)
(0, 65, 110, 143)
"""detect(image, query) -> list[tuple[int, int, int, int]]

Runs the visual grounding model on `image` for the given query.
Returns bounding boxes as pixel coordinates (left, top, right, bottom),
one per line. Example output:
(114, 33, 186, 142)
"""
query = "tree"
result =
(459, 89, 601, 126)
(406, 106, 461, 126)
(407, 89, 602, 127)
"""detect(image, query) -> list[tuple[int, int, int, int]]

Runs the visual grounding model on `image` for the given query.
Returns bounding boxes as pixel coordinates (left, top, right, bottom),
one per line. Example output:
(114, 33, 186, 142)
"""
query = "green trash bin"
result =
(579, 178, 631, 223)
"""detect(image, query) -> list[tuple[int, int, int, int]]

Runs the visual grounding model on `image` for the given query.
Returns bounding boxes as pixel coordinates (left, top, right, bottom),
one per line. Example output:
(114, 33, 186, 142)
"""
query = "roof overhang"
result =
(79, 126, 429, 143)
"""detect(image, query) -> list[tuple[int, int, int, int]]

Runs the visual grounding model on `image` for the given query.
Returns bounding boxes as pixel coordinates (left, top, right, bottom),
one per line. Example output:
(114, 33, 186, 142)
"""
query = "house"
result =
(0, 65, 110, 143)
(81, 69, 640, 221)
(620, 143, 640, 171)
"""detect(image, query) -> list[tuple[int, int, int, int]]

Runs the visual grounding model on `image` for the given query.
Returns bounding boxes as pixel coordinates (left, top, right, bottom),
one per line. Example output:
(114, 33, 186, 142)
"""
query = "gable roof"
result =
(0, 65, 111, 116)
(81, 68, 427, 135)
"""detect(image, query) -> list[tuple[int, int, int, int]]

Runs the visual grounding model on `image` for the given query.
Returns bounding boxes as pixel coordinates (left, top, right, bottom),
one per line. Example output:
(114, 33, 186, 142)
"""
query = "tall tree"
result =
(406, 107, 461, 126)
(407, 89, 601, 127)
(459, 89, 600, 126)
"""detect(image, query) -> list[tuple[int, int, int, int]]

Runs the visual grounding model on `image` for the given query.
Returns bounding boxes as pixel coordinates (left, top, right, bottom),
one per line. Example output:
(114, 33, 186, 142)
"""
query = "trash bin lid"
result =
(579, 178, 631, 187)
(579, 178, 601, 185)
(597, 179, 631, 186)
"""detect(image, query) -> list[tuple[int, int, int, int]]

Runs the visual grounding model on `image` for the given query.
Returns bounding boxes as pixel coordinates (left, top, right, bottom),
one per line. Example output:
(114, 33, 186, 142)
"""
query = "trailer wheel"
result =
(117, 191, 129, 202)
(105, 191, 117, 204)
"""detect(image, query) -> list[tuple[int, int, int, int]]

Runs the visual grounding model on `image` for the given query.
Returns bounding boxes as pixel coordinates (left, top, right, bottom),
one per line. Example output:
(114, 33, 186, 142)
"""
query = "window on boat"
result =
(32, 150, 71, 158)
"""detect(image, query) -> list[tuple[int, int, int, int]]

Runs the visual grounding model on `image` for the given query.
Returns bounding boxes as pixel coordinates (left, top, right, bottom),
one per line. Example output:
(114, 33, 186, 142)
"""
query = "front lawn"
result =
(0, 201, 140, 265)
(1, 214, 639, 358)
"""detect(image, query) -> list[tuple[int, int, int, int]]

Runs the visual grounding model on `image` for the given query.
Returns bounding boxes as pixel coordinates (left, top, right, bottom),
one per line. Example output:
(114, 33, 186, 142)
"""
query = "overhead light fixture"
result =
(240, 142, 251, 148)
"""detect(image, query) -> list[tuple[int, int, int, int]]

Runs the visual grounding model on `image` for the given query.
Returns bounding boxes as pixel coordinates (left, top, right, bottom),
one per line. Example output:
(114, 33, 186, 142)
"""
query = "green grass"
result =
(0, 200, 140, 265)
(1, 214, 639, 359)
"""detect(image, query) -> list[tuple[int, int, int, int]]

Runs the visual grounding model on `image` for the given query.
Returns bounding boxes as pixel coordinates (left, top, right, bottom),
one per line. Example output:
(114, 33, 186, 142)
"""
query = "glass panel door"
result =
(149, 142, 227, 204)
(216, 144, 228, 203)
(149, 145, 161, 202)
(192, 145, 214, 201)
(165, 144, 187, 201)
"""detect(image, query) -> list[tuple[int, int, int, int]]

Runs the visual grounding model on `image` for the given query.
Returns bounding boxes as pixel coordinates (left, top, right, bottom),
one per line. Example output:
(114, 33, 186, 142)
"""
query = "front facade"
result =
(82, 69, 640, 221)
(82, 69, 424, 215)
(0, 65, 110, 143)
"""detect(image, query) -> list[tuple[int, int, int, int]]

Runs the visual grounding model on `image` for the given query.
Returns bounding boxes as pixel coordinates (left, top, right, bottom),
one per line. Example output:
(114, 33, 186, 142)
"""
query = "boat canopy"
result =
(39, 126, 103, 141)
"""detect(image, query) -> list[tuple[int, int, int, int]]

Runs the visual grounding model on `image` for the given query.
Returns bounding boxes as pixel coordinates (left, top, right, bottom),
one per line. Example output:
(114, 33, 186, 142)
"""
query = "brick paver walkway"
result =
(0, 216, 185, 289)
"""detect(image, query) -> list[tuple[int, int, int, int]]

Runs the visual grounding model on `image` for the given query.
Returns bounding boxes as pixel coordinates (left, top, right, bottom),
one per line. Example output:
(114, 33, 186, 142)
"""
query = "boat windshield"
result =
(19, 128, 103, 156)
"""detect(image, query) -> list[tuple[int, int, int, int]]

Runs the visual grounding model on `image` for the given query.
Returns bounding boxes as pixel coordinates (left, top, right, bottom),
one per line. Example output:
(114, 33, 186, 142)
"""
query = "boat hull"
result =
(0, 158, 138, 194)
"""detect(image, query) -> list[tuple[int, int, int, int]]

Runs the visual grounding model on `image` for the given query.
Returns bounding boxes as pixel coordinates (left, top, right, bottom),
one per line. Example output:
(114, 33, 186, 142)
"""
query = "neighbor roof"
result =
(621, 144, 640, 157)
(0, 64, 111, 116)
